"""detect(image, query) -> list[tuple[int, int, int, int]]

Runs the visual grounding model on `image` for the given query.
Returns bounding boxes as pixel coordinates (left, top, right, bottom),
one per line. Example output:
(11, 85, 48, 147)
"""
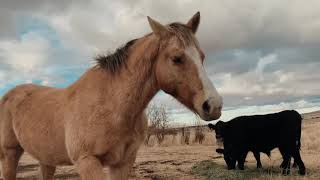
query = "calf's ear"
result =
(208, 123, 215, 130)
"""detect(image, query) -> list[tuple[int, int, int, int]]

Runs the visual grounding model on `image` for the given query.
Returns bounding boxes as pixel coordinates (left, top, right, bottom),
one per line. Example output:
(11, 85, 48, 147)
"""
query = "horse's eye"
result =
(172, 57, 183, 64)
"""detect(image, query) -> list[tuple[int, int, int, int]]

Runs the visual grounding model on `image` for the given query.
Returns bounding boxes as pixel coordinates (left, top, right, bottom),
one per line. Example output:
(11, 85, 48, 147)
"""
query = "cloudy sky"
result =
(1, 0, 320, 125)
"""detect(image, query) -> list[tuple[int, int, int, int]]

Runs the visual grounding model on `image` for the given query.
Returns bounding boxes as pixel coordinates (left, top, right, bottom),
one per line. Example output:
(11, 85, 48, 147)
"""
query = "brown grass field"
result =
(9, 111, 320, 179)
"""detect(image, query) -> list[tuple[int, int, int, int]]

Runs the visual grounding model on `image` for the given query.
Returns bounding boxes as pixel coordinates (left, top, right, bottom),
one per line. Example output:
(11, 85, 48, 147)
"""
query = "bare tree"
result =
(146, 104, 170, 145)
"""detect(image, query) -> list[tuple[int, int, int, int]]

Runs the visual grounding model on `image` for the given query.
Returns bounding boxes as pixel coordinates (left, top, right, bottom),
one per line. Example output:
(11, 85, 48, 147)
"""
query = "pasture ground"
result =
(10, 111, 320, 179)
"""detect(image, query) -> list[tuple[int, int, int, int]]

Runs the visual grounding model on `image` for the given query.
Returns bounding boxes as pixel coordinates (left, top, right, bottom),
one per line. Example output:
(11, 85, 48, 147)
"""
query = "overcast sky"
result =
(1, 0, 320, 125)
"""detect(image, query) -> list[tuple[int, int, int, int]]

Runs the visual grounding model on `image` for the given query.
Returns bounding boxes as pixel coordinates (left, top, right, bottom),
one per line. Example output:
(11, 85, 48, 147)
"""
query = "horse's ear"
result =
(186, 11, 200, 33)
(147, 16, 169, 38)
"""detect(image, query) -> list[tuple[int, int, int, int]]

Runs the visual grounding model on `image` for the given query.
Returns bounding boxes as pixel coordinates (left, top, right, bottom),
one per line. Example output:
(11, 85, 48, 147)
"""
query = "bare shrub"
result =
(146, 104, 170, 145)
(181, 126, 191, 145)
(163, 128, 178, 144)
(194, 130, 205, 144)
(157, 128, 179, 146)
(184, 130, 191, 145)
(144, 126, 154, 146)
(193, 119, 205, 144)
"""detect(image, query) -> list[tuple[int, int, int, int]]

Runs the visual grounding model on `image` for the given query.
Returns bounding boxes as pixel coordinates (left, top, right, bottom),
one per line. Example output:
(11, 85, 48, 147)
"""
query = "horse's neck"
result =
(120, 35, 160, 113)
(68, 35, 160, 118)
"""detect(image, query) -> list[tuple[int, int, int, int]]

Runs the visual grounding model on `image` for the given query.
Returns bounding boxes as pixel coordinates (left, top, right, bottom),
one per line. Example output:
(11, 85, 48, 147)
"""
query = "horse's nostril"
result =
(202, 100, 210, 113)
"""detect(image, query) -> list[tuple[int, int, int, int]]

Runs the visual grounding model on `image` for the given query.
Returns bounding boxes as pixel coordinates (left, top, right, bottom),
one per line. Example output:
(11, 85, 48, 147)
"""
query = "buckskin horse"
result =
(0, 12, 222, 180)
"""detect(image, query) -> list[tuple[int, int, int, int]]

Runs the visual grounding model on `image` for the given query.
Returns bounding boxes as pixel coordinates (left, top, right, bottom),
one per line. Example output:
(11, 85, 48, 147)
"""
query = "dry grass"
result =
(145, 128, 215, 147)
(301, 119, 320, 152)
(11, 112, 320, 179)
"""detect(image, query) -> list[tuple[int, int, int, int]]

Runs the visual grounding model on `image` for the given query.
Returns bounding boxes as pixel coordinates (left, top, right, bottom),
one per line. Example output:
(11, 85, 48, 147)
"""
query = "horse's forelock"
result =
(167, 22, 199, 48)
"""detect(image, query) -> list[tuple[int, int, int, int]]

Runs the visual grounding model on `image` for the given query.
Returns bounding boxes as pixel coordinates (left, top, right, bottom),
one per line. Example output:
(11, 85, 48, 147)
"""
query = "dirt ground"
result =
(16, 146, 213, 180)
(14, 145, 320, 180)
(10, 112, 320, 179)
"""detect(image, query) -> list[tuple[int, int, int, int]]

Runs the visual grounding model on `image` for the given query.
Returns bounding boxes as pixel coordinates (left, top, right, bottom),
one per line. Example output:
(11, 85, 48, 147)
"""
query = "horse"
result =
(0, 12, 222, 180)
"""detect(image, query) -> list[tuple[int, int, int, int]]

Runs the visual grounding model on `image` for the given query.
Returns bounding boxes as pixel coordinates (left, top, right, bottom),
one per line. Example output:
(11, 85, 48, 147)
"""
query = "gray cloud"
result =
(0, 0, 79, 39)
(213, 52, 320, 107)
(2, 0, 320, 51)
(0, 0, 320, 120)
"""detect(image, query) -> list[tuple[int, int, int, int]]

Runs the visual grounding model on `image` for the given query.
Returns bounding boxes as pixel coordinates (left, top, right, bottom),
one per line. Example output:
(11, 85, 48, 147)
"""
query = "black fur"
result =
(209, 110, 305, 175)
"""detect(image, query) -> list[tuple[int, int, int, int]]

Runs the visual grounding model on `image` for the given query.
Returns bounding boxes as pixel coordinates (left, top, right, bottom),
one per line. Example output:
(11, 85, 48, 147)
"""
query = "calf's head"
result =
(208, 121, 227, 149)
(215, 146, 236, 170)
(209, 122, 236, 169)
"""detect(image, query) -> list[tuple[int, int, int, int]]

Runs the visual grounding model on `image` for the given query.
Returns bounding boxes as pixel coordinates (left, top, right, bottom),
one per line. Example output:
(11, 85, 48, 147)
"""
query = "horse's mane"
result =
(95, 38, 137, 73)
(95, 22, 196, 73)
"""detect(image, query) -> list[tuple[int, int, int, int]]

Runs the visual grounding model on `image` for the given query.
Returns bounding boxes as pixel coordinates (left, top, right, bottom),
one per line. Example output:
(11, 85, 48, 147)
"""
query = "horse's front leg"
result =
(75, 155, 106, 180)
(108, 151, 137, 180)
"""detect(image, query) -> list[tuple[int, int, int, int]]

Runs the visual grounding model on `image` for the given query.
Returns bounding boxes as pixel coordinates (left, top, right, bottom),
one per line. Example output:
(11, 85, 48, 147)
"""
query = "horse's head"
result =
(148, 12, 222, 121)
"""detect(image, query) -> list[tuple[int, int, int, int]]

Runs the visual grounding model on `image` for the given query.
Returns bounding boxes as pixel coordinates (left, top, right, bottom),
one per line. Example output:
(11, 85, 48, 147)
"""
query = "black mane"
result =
(95, 39, 137, 73)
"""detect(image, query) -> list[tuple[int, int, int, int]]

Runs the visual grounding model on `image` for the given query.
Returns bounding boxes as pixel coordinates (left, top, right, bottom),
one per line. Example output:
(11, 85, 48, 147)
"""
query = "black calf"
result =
(208, 110, 306, 175)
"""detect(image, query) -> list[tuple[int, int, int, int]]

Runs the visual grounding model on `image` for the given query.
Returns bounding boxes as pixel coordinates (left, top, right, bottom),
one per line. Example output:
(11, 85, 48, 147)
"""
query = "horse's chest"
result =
(98, 133, 141, 166)
(67, 113, 148, 166)
(99, 121, 147, 166)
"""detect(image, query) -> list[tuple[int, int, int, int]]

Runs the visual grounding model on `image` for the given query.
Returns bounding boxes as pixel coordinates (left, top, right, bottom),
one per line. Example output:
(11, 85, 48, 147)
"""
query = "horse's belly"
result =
(18, 134, 72, 165)
(24, 144, 72, 166)
(13, 115, 72, 165)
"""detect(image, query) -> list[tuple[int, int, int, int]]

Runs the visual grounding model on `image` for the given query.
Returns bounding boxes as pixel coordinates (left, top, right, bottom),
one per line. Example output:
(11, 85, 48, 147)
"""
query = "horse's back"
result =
(1, 84, 55, 108)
